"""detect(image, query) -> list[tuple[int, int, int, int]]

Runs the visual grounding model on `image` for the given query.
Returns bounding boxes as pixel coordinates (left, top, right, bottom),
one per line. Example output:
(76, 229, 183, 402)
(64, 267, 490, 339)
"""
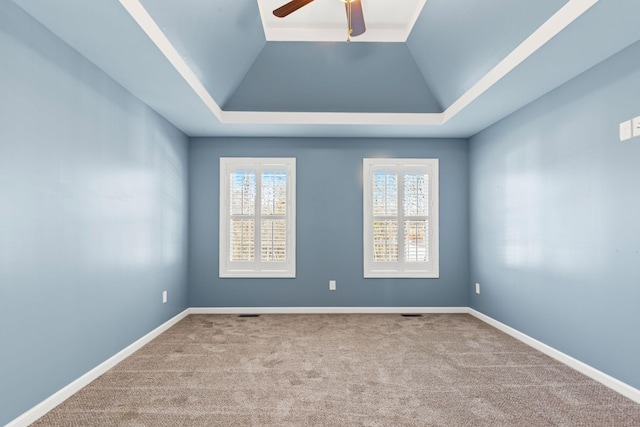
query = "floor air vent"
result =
(238, 314, 260, 318)
(401, 314, 423, 317)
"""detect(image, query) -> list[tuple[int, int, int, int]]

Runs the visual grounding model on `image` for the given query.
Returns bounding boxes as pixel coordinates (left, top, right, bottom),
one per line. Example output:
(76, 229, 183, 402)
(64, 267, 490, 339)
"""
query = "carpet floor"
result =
(32, 314, 640, 426)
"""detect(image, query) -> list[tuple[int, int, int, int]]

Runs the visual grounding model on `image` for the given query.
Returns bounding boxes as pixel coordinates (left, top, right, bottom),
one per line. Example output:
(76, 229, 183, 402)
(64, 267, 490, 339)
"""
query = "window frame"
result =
(363, 158, 439, 278)
(219, 157, 296, 278)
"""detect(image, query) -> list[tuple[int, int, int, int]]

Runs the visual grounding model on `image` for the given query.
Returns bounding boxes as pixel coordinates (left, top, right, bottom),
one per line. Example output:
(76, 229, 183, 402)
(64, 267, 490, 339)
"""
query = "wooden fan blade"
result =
(273, 0, 315, 18)
(346, 0, 366, 37)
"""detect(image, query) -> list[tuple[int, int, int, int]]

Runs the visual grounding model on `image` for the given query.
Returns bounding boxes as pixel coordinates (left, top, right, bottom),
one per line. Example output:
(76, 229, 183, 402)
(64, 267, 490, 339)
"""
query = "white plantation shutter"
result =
(403, 171, 429, 263)
(372, 171, 398, 262)
(220, 158, 296, 278)
(229, 170, 256, 261)
(363, 159, 439, 278)
(260, 170, 287, 262)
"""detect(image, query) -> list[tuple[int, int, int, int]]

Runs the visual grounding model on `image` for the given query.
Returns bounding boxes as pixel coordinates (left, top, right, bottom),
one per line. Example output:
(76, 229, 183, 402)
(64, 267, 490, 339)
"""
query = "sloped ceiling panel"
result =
(225, 42, 442, 113)
(408, 0, 568, 109)
(138, 0, 266, 106)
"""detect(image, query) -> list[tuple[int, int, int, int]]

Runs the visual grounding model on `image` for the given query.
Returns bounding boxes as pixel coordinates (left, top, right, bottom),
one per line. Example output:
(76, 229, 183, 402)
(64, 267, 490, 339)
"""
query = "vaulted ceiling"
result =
(12, 0, 640, 138)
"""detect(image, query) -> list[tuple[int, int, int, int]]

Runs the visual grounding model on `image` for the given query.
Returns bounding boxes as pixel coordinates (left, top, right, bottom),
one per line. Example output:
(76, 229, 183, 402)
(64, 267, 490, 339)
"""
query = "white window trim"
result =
(219, 157, 296, 278)
(363, 158, 439, 278)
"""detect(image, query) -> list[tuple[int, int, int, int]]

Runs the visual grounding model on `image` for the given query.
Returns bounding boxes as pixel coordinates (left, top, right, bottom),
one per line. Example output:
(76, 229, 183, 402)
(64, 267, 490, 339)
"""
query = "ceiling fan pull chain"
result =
(346, 0, 352, 42)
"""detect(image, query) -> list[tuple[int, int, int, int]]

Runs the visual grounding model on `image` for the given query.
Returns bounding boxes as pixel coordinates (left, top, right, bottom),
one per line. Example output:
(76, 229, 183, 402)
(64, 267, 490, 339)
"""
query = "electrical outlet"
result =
(162, 291, 167, 304)
(475, 283, 480, 294)
(329, 280, 336, 291)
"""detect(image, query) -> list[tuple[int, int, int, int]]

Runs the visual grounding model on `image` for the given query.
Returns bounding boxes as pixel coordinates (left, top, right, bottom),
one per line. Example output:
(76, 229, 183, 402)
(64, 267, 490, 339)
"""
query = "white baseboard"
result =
(188, 306, 469, 315)
(468, 308, 640, 404)
(6, 309, 190, 427)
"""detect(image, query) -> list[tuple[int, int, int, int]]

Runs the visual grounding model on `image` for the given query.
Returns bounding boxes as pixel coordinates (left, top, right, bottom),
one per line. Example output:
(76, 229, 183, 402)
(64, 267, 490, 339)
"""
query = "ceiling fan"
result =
(273, 0, 366, 39)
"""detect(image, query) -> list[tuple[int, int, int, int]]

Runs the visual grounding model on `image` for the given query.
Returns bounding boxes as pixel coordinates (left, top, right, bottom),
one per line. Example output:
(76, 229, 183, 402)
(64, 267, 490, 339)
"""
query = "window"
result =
(220, 158, 296, 277)
(363, 158, 439, 278)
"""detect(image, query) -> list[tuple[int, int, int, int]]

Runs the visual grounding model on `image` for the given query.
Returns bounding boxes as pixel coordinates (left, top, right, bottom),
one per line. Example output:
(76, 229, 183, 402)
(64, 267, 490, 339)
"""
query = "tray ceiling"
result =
(11, 0, 640, 138)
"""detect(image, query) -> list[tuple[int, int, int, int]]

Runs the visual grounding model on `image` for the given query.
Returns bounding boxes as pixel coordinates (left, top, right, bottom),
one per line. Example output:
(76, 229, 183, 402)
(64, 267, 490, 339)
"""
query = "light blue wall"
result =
(189, 137, 469, 308)
(0, 3, 189, 424)
(469, 41, 640, 389)
(4, 0, 639, 423)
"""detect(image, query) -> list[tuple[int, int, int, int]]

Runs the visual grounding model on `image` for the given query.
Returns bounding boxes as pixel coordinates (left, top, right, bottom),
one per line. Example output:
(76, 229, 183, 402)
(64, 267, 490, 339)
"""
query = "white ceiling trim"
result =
(405, 0, 429, 43)
(118, 0, 223, 121)
(260, 26, 413, 43)
(118, 0, 599, 128)
(221, 111, 443, 126)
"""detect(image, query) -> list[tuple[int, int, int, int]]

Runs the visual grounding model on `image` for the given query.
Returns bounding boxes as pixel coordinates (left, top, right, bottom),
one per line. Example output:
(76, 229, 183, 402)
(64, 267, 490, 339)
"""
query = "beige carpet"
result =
(32, 314, 640, 426)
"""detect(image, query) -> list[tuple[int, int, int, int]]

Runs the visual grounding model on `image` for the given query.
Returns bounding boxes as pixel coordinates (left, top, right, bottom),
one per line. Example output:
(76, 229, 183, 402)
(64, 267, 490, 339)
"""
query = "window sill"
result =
(364, 271, 439, 279)
(220, 271, 296, 279)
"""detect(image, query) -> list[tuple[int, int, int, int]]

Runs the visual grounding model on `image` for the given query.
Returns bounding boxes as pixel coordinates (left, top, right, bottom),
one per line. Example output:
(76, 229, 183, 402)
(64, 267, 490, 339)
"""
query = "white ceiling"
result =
(11, 0, 640, 139)
(258, 0, 426, 42)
